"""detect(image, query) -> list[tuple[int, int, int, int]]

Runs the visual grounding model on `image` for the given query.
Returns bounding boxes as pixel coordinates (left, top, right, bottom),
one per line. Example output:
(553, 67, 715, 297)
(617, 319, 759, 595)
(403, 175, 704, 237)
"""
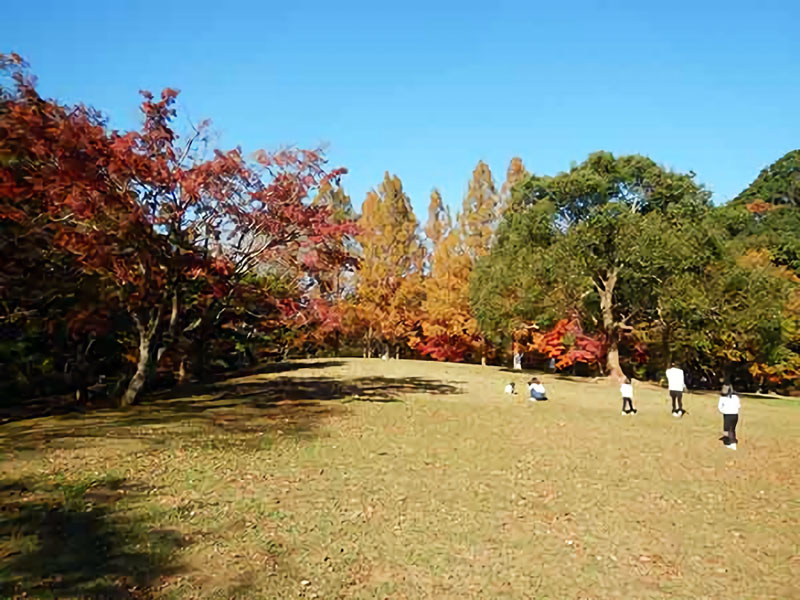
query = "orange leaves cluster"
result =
(745, 200, 776, 214)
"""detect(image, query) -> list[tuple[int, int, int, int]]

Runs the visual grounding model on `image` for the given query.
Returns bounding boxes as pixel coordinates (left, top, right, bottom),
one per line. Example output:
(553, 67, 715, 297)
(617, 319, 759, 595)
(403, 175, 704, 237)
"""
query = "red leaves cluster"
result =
(515, 318, 607, 370)
(416, 334, 472, 362)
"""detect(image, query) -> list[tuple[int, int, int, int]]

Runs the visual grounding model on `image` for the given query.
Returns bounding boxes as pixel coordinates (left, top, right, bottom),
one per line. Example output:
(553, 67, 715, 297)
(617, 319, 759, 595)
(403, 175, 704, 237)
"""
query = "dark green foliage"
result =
(733, 149, 800, 206)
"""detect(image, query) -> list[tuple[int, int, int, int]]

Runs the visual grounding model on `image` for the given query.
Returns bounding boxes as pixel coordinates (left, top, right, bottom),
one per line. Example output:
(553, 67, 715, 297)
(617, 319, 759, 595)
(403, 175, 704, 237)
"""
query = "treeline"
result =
(2, 55, 798, 407)
(345, 152, 799, 392)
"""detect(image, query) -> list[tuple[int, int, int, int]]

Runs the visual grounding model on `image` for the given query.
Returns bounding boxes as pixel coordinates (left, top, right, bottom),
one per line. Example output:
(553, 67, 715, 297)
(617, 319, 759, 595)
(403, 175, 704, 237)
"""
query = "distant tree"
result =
(354, 173, 424, 358)
(458, 161, 503, 363)
(417, 190, 477, 361)
(733, 149, 800, 207)
(460, 160, 500, 261)
(499, 156, 529, 214)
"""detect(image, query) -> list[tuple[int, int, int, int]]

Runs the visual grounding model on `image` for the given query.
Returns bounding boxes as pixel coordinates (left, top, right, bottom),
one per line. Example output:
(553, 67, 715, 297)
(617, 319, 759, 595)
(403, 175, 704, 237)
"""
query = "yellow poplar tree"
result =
(499, 156, 529, 214)
(418, 189, 477, 361)
(459, 160, 501, 363)
(460, 160, 500, 261)
(355, 173, 423, 357)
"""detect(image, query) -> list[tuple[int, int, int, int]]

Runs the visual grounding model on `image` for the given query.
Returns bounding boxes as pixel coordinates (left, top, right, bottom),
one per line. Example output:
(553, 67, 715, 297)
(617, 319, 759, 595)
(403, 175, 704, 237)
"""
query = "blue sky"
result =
(3, 1, 798, 218)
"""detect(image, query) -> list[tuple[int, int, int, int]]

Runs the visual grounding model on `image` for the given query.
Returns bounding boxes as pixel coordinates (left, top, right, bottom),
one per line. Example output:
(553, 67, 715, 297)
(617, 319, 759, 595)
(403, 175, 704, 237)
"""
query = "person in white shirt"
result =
(665, 364, 687, 417)
(620, 377, 637, 415)
(504, 382, 516, 395)
(718, 384, 741, 450)
(528, 377, 547, 401)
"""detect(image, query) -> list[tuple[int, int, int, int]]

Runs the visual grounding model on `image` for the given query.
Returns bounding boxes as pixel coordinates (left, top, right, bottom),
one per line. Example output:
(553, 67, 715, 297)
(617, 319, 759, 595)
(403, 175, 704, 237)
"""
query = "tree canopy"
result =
(471, 152, 798, 387)
(733, 149, 800, 207)
(2, 54, 798, 408)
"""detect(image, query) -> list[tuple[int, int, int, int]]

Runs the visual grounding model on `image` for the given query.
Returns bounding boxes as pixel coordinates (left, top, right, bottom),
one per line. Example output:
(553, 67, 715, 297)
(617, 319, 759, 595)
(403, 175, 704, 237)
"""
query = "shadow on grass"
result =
(0, 475, 183, 599)
(0, 360, 347, 426)
(0, 374, 460, 454)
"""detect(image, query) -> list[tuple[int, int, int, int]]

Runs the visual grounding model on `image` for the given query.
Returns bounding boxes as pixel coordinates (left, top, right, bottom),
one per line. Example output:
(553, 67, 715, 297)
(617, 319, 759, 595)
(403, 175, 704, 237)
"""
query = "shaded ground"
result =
(0, 475, 183, 599)
(1, 358, 798, 598)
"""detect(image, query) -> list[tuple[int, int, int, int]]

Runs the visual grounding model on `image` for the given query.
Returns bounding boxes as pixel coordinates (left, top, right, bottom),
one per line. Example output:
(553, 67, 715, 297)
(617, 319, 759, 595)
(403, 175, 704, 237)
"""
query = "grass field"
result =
(1, 358, 799, 599)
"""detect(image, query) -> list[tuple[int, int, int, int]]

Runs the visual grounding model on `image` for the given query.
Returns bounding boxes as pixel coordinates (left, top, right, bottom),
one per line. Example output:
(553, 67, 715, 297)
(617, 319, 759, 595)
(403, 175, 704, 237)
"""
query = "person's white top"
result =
(530, 383, 546, 395)
(718, 394, 741, 415)
(504, 383, 515, 394)
(620, 383, 633, 398)
(665, 367, 685, 392)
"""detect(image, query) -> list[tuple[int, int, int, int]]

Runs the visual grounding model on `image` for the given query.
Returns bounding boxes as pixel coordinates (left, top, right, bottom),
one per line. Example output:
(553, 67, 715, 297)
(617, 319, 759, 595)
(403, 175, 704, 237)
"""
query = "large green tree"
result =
(733, 149, 800, 207)
(473, 152, 711, 377)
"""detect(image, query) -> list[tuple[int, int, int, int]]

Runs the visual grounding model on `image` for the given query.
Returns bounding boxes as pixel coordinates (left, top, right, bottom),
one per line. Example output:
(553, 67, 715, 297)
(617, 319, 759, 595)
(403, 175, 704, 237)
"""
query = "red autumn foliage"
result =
(514, 318, 607, 370)
(416, 334, 473, 362)
(1, 55, 356, 404)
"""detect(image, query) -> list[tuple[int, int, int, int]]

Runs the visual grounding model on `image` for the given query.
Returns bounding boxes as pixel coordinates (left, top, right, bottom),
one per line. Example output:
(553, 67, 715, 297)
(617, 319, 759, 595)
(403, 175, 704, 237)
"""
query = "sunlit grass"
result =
(2, 358, 798, 598)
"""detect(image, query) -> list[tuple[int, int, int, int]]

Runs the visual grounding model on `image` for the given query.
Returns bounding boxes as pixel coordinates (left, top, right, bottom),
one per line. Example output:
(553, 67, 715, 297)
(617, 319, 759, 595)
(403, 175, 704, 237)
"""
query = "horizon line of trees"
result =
(2, 54, 798, 408)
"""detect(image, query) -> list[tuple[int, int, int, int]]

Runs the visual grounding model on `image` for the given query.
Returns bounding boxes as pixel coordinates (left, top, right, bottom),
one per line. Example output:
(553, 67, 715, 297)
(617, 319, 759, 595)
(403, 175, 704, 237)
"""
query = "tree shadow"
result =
(0, 360, 346, 426)
(0, 476, 183, 599)
(0, 368, 461, 597)
(0, 374, 461, 454)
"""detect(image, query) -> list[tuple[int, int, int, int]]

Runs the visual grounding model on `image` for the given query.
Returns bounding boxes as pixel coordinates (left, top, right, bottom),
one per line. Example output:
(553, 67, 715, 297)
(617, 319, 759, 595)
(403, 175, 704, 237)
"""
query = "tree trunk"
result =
(481, 354, 486, 366)
(156, 288, 179, 364)
(598, 270, 623, 379)
(605, 338, 621, 379)
(660, 321, 673, 369)
(177, 358, 187, 384)
(395, 345, 400, 360)
(120, 317, 156, 407)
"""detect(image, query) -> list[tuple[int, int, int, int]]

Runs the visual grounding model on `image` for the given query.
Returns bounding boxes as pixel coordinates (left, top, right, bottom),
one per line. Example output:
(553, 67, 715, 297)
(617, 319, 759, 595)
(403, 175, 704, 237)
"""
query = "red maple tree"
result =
(1, 55, 355, 404)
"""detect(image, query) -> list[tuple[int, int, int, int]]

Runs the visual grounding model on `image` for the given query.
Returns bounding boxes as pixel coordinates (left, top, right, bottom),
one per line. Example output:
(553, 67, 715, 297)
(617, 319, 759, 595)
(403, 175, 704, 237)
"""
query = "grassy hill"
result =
(2, 358, 798, 598)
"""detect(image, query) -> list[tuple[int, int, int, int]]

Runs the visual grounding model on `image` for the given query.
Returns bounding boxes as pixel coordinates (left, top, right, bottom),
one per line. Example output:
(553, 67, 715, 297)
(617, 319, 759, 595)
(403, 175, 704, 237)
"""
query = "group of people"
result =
(505, 363, 742, 450)
(504, 377, 548, 402)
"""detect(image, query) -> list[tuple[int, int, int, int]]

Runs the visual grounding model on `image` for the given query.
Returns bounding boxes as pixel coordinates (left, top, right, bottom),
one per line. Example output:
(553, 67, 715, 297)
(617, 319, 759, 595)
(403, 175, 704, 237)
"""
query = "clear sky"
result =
(3, 0, 799, 218)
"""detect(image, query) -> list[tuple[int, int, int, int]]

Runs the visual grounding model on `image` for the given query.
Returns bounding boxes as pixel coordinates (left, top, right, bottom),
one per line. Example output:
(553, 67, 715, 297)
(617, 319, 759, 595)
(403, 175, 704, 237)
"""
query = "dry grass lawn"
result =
(1, 358, 799, 599)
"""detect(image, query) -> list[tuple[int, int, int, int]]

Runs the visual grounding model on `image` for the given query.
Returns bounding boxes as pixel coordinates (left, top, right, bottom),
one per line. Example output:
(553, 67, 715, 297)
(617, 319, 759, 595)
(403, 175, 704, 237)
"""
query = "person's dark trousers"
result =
(622, 397, 635, 413)
(723, 414, 739, 444)
(670, 390, 683, 413)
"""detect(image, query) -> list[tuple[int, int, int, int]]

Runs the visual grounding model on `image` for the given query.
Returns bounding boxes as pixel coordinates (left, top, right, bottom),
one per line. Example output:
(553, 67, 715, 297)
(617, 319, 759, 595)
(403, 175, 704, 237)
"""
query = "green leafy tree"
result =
(474, 152, 711, 377)
(733, 149, 800, 207)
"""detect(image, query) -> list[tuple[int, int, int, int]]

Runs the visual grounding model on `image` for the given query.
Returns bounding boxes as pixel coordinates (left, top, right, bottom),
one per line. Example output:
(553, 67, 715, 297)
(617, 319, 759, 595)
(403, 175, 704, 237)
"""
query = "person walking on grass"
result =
(620, 377, 637, 415)
(528, 377, 548, 401)
(718, 384, 741, 450)
(665, 363, 687, 417)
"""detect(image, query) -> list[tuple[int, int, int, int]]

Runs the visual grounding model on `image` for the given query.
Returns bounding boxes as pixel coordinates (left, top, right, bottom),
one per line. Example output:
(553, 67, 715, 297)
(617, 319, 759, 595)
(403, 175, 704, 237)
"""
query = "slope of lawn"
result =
(1, 358, 798, 599)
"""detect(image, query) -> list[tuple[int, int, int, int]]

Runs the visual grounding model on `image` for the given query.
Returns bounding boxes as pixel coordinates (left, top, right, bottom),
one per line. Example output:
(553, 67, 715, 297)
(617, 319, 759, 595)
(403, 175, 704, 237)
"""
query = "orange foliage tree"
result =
(416, 190, 477, 361)
(353, 173, 424, 358)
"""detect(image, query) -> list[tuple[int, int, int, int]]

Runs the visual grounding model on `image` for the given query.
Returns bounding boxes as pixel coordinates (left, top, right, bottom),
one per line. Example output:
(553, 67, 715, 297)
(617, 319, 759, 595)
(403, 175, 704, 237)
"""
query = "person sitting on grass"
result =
(528, 377, 547, 401)
(504, 382, 516, 395)
(718, 384, 741, 450)
(620, 377, 637, 415)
